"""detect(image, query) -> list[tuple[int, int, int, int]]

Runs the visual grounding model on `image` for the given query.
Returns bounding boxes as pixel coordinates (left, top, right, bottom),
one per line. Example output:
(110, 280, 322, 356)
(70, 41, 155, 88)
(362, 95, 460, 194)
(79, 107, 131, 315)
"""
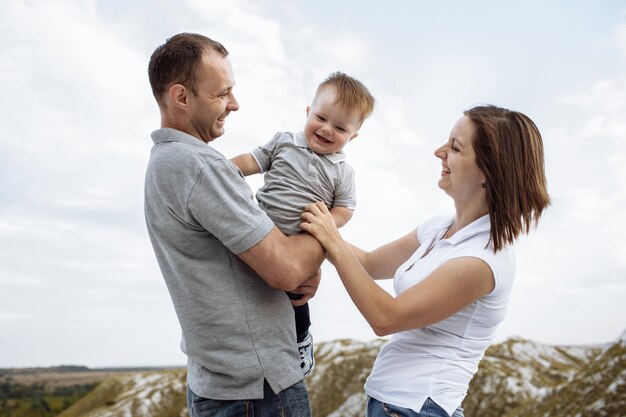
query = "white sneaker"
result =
(297, 332, 315, 376)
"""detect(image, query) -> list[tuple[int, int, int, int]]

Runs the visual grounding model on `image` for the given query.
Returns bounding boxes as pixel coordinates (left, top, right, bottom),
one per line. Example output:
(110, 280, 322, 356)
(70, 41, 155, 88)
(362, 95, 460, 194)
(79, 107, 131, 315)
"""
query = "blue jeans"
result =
(187, 380, 311, 417)
(367, 397, 464, 417)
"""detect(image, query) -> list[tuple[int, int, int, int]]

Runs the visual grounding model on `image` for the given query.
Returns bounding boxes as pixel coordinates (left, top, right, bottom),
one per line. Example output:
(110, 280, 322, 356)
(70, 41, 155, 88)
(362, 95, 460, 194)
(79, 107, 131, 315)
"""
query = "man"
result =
(144, 33, 324, 417)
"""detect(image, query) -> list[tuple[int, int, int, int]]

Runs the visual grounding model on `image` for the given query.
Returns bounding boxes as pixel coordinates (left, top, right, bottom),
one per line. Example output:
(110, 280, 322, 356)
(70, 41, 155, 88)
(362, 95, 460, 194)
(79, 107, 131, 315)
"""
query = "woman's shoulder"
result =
(417, 214, 453, 241)
(421, 214, 453, 229)
(460, 241, 516, 297)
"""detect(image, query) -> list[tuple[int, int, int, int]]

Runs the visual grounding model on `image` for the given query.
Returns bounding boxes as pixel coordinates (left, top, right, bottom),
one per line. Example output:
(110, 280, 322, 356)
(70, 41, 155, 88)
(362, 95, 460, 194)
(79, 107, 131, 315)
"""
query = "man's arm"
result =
(329, 206, 353, 228)
(231, 153, 261, 176)
(238, 226, 325, 292)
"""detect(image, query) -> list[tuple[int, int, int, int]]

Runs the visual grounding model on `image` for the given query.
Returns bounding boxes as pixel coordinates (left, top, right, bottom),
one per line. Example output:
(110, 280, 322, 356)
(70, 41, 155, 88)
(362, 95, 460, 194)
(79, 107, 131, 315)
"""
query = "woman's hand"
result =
(300, 202, 346, 259)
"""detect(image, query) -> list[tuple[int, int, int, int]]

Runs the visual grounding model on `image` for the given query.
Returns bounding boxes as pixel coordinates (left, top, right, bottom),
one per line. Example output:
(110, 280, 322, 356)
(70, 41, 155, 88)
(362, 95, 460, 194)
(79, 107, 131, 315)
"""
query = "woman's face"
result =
(434, 116, 486, 202)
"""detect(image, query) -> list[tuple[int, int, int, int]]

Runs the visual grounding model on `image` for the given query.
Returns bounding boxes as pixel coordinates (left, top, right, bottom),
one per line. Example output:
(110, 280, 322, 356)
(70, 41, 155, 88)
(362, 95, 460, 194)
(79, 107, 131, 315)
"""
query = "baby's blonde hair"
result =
(315, 72, 375, 126)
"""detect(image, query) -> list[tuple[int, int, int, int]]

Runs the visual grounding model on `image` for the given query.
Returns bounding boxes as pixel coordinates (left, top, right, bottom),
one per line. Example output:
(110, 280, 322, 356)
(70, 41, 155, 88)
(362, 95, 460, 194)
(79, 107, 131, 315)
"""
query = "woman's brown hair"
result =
(465, 105, 550, 252)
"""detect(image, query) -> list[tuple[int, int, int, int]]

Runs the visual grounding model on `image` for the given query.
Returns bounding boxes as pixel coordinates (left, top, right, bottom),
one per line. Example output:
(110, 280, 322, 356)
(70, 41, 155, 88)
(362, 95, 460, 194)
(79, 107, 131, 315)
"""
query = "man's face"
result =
(187, 51, 239, 142)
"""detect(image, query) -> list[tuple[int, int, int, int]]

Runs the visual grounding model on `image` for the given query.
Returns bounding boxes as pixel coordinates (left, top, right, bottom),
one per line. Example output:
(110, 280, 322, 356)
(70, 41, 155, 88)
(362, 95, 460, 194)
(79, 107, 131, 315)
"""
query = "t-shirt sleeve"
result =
(187, 157, 275, 254)
(333, 163, 357, 209)
(450, 245, 516, 299)
(484, 246, 516, 299)
(250, 132, 283, 173)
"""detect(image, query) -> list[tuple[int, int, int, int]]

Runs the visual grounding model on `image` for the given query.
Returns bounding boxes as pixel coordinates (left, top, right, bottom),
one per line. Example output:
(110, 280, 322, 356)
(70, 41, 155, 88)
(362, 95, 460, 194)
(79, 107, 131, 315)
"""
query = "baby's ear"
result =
(306, 105, 311, 117)
(350, 131, 359, 140)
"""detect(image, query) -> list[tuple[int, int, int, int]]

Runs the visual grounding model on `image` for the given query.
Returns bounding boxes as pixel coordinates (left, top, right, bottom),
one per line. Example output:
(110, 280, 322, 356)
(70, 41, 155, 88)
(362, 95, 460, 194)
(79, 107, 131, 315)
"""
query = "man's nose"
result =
(228, 93, 240, 111)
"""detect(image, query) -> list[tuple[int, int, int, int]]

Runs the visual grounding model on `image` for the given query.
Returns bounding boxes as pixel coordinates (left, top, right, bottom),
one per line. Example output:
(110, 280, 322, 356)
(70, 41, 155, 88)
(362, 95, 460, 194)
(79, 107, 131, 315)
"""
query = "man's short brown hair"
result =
(148, 33, 228, 106)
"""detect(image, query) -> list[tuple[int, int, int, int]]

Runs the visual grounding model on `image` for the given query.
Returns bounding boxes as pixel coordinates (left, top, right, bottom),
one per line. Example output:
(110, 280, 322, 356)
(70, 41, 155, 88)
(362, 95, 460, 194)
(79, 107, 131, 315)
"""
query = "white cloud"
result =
(615, 20, 626, 58)
(495, 70, 626, 345)
(0, 0, 164, 367)
(2, 0, 625, 367)
(1, 0, 153, 216)
(0, 0, 384, 367)
(522, 74, 626, 289)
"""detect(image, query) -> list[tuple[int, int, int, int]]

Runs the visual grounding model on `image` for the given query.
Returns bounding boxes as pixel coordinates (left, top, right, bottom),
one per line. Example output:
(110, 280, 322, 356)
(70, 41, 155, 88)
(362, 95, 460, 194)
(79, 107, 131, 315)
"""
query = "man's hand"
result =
(290, 268, 321, 306)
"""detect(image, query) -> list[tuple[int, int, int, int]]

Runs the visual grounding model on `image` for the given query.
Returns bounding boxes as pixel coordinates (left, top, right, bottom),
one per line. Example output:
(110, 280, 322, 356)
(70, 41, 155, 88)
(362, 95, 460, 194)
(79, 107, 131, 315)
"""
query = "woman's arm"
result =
(342, 254, 494, 336)
(348, 229, 419, 279)
(301, 202, 494, 336)
(318, 207, 420, 279)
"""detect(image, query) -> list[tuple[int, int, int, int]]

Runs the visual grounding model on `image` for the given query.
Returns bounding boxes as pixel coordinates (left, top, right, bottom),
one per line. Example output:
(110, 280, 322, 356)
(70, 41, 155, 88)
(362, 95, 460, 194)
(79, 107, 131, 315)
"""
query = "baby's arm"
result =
(330, 206, 354, 228)
(231, 153, 261, 176)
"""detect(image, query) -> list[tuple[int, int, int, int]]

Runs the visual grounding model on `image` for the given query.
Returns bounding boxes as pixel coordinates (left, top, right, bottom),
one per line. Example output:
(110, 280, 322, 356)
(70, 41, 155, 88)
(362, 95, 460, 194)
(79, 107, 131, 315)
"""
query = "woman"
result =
(301, 105, 550, 417)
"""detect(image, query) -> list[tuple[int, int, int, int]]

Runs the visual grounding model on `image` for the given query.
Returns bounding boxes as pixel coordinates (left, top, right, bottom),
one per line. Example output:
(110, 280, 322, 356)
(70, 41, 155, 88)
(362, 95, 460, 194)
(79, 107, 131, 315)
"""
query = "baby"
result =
(231, 71, 375, 375)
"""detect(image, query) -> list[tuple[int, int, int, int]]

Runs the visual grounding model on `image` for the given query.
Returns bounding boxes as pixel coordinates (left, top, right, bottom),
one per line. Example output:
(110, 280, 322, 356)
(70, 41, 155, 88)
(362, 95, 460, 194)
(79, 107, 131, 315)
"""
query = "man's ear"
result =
(168, 84, 189, 109)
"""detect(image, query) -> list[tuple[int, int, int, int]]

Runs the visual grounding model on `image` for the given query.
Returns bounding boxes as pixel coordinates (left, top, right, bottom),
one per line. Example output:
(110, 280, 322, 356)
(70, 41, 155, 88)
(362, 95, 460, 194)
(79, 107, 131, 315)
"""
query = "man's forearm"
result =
(238, 227, 325, 291)
(284, 232, 326, 279)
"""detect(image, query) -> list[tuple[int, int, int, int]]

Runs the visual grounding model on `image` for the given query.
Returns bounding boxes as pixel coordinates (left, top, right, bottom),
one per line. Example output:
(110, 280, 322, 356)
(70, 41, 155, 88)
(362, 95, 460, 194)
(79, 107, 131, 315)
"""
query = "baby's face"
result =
(304, 87, 360, 155)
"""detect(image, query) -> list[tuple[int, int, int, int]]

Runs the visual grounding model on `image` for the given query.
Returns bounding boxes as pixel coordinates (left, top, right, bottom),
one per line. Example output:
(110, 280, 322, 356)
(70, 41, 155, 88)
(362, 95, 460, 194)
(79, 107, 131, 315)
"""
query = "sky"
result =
(1, 0, 625, 368)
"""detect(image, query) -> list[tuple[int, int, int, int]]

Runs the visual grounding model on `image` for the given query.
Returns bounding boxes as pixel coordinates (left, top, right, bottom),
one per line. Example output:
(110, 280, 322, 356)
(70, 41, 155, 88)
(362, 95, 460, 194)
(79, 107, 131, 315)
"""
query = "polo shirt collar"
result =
(151, 128, 208, 148)
(294, 131, 346, 164)
(443, 214, 491, 246)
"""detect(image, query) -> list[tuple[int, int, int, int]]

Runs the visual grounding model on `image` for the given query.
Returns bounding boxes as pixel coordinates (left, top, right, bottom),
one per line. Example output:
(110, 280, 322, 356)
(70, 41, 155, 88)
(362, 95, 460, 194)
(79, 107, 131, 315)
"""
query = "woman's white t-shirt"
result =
(364, 214, 516, 416)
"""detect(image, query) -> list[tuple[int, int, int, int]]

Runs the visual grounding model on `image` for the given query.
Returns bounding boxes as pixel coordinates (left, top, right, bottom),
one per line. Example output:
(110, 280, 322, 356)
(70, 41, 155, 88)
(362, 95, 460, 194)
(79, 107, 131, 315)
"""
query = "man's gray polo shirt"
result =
(144, 128, 302, 399)
(251, 131, 356, 235)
